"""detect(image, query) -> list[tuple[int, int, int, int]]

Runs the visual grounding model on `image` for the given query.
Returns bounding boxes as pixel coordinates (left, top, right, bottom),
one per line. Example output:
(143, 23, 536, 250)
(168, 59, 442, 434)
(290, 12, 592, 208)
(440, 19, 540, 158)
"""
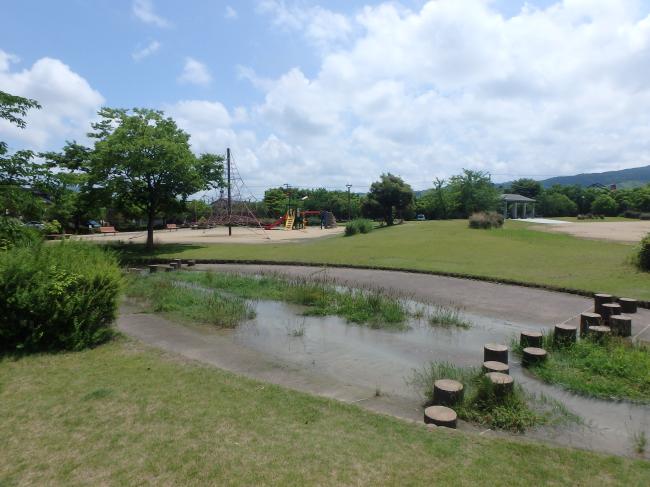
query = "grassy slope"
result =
(1, 340, 648, 486)
(125, 220, 649, 300)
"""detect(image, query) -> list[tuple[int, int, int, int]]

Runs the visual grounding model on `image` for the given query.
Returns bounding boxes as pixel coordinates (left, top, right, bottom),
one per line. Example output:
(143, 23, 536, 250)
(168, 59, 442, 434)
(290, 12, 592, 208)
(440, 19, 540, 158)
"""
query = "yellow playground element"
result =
(284, 209, 295, 230)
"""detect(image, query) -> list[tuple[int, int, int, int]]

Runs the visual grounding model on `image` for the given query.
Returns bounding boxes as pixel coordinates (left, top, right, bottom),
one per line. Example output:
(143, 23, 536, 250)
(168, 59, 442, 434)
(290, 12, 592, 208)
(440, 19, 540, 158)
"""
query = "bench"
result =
(166, 223, 179, 231)
(99, 226, 118, 235)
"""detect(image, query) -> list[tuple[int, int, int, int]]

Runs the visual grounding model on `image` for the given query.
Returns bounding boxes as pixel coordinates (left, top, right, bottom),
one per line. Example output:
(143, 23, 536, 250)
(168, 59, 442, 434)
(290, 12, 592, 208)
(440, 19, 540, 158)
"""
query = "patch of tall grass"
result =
(344, 219, 374, 236)
(428, 304, 471, 328)
(126, 274, 254, 328)
(410, 362, 578, 432)
(512, 332, 650, 403)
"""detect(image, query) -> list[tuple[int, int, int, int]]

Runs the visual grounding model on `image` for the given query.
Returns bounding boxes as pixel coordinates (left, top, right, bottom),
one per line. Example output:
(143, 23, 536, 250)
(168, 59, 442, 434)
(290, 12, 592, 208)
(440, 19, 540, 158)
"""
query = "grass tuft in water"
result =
(511, 332, 650, 403)
(125, 274, 255, 328)
(410, 362, 579, 432)
(427, 304, 471, 328)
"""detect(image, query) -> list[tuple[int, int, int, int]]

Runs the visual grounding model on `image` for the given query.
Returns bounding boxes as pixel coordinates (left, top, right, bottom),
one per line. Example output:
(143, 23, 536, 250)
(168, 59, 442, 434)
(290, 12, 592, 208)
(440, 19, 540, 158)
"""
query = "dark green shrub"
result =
(637, 233, 650, 271)
(468, 211, 504, 229)
(344, 218, 374, 236)
(0, 241, 122, 353)
(590, 194, 618, 216)
(43, 219, 63, 234)
(0, 217, 41, 251)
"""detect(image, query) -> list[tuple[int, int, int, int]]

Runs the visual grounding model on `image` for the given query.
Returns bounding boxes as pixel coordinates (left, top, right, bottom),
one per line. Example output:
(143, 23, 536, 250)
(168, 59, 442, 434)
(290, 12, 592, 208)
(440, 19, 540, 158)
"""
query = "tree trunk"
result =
(146, 205, 155, 251)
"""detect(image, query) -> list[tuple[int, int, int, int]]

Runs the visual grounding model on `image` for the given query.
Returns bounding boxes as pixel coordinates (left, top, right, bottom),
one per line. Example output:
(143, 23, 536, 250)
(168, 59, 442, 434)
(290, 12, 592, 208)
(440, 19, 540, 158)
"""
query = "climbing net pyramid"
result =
(207, 151, 269, 239)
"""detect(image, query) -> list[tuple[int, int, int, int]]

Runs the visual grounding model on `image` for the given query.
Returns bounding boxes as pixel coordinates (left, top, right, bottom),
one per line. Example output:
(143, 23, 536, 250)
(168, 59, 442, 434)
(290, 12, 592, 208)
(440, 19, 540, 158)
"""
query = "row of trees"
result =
(1, 90, 224, 249)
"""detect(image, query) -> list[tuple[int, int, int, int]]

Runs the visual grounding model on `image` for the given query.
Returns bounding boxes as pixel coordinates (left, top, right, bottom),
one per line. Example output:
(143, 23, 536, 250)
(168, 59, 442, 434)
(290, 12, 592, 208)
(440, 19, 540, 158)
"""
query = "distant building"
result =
(500, 194, 536, 219)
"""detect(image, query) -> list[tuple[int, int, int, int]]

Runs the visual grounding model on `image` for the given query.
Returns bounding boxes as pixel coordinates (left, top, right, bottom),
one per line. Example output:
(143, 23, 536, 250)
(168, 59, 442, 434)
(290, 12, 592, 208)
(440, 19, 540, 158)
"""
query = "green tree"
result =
(363, 173, 414, 225)
(510, 178, 542, 199)
(0, 90, 41, 155)
(537, 192, 578, 217)
(263, 188, 288, 218)
(590, 194, 618, 216)
(448, 169, 499, 218)
(89, 108, 224, 249)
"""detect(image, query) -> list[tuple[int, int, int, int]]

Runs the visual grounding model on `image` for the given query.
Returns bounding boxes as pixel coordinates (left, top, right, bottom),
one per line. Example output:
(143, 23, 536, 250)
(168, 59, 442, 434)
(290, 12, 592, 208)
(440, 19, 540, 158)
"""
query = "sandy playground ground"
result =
(531, 220, 650, 243)
(77, 225, 344, 245)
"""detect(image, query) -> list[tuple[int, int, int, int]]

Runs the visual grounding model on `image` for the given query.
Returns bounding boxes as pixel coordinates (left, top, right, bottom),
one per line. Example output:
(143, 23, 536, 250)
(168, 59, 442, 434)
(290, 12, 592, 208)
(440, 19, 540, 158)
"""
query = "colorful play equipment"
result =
(264, 209, 337, 230)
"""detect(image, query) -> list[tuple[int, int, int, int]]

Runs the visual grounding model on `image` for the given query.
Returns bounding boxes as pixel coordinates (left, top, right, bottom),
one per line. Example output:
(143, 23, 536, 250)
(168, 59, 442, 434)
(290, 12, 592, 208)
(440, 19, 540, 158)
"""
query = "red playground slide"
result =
(263, 215, 286, 230)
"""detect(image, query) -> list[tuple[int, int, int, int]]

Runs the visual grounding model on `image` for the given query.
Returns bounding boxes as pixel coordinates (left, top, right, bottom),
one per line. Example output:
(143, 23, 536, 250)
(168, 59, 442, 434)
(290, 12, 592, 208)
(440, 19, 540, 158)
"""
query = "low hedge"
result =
(468, 212, 504, 229)
(0, 242, 122, 353)
(344, 219, 374, 236)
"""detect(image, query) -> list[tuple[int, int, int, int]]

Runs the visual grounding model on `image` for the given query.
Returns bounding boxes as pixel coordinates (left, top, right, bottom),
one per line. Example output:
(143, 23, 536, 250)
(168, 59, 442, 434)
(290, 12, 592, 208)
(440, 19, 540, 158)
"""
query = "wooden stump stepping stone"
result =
(148, 264, 159, 273)
(594, 293, 613, 315)
(484, 343, 508, 364)
(482, 361, 509, 375)
(520, 331, 542, 348)
(484, 372, 514, 396)
(172, 259, 182, 267)
(618, 298, 637, 314)
(522, 347, 547, 366)
(553, 324, 577, 347)
(187, 259, 196, 267)
(433, 379, 464, 406)
(587, 325, 611, 341)
(609, 315, 632, 337)
(601, 303, 622, 324)
(164, 265, 174, 272)
(580, 312, 601, 335)
(424, 405, 457, 428)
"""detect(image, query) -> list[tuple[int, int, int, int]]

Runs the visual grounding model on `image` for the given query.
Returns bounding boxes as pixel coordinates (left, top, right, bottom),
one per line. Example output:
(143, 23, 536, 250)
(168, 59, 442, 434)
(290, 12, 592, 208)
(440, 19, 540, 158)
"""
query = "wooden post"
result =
(187, 259, 196, 267)
(484, 343, 508, 364)
(601, 303, 622, 324)
(609, 315, 632, 337)
(580, 312, 601, 335)
(424, 406, 457, 428)
(484, 372, 514, 396)
(520, 331, 542, 348)
(433, 379, 464, 407)
(587, 325, 611, 341)
(227, 147, 232, 237)
(618, 298, 637, 314)
(483, 361, 509, 375)
(594, 293, 613, 315)
(165, 265, 174, 272)
(522, 347, 547, 366)
(553, 324, 577, 347)
(148, 264, 158, 273)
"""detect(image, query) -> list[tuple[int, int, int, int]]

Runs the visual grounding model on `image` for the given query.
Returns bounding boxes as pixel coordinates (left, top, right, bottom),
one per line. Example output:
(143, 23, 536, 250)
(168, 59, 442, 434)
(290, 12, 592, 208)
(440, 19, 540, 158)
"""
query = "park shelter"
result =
(501, 194, 535, 219)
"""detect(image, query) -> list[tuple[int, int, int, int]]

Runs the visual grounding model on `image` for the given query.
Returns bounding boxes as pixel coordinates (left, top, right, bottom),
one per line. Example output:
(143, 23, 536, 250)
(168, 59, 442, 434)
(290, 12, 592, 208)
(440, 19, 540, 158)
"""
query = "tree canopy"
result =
(363, 173, 414, 225)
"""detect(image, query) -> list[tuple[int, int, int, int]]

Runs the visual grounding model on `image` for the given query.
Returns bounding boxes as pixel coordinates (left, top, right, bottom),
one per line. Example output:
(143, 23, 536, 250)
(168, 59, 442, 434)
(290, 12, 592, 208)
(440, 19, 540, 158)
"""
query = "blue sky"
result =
(2, 0, 650, 196)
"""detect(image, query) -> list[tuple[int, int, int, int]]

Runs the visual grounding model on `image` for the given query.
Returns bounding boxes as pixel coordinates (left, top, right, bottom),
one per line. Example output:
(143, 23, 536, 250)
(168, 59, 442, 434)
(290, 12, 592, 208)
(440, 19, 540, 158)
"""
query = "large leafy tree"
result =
(263, 188, 288, 218)
(510, 178, 542, 199)
(447, 169, 499, 218)
(0, 91, 43, 219)
(88, 108, 224, 249)
(363, 173, 414, 225)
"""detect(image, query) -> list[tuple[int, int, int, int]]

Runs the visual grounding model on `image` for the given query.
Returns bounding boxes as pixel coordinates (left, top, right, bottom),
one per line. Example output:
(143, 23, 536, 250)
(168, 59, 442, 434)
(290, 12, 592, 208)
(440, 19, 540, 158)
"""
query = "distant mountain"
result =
(538, 165, 650, 189)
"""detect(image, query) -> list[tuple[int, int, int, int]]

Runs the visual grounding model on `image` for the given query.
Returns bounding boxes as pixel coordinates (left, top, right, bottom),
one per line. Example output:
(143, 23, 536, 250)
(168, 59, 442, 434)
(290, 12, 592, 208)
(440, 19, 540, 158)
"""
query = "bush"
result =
(637, 233, 650, 271)
(590, 194, 618, 216)
(344, 219, 374, 236)
(468, 211, 504, 229)
(0, 217, 41, 251)
(0, 242, 122, 353)
(43, 219, 63, 234)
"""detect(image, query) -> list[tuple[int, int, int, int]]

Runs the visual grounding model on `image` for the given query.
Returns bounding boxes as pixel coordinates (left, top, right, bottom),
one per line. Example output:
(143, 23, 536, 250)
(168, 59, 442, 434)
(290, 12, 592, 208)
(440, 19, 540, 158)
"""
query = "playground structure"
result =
(264, 209, 337, 231)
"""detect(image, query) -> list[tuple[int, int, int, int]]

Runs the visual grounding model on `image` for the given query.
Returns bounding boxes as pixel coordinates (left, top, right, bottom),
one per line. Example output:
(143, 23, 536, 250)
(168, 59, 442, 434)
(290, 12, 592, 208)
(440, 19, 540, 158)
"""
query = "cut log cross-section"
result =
(580, 312, 601, 335)
(609, 315, 632, 337)
(587, 325, 611, 341)
(553, 324, 577, 347)
(433, 379, 464, 407)
(594, 293, 613, 315)
(522, 347, 547, 366)
(484, 343, 508, 364)
(484, 372, 514, 396)
(601, 303, 622, 324)
(148, 264, 159, 273)
(520, 331, 542, 348)
(424, 406, 457, 429)
(618, 298, 637, 314)
(482, 361, 510, 375)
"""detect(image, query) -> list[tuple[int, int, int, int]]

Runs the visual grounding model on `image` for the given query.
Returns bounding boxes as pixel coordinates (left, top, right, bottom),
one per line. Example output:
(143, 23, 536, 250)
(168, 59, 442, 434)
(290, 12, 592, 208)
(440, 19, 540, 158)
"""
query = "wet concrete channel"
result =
(119, 264, 650, 459)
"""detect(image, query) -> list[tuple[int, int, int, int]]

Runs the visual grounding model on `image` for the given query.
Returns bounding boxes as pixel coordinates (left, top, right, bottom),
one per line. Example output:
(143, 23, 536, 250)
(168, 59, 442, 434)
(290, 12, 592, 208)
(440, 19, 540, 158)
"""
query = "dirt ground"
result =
(76, 225, 343, 244)
(533, 220, 650, 243)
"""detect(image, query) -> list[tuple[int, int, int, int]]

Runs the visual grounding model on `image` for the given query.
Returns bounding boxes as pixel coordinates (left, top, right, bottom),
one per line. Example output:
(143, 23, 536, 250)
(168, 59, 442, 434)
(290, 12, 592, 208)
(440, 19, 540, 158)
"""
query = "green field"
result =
(120, 220, 650, 300)
(1, 339, 648, 486)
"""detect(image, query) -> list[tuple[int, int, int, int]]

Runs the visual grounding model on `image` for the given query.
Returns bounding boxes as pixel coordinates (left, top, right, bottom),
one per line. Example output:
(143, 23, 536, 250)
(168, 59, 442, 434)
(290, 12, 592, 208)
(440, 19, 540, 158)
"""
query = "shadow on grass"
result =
(108, 243, 204, 264)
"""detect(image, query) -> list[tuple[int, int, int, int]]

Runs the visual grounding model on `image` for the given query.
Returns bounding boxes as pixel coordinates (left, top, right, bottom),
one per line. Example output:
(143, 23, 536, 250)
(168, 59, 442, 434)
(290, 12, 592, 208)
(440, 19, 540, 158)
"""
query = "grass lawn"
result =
(1, 340, 649, 486)
(118, 220, 650, 300)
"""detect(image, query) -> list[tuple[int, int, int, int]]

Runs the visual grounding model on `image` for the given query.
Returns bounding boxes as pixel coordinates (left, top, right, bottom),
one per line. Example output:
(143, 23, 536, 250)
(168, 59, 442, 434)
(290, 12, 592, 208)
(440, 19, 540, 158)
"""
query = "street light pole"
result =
(346, 184, 352, 221)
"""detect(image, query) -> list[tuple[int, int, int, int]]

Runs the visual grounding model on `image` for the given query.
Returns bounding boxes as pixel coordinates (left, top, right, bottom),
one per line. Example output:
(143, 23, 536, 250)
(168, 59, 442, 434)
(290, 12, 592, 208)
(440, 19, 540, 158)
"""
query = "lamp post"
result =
(346, 184, 352, 221)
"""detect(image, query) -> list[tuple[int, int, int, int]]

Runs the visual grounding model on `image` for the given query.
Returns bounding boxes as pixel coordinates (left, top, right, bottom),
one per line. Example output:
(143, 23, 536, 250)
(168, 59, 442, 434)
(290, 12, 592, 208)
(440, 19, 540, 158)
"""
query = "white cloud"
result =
(242, 0, 650, 189)
(132, 0, 171, 28)
(0, 50, 104, 150)
(257, 0, 352, 50)
(131, 40, 161, 61)
(178, 57, 212, 86)
(225, 6, 238, 20)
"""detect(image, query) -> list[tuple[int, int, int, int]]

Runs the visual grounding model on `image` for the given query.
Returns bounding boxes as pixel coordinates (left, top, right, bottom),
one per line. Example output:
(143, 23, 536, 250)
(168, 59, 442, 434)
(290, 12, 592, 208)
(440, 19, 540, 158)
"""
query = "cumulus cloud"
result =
(132, 0, 171, 28)
(178, 57, 212, 86)
(131, 40, 161, 61)
(242, 0, 650, 189)
(0, 50, 104, 150)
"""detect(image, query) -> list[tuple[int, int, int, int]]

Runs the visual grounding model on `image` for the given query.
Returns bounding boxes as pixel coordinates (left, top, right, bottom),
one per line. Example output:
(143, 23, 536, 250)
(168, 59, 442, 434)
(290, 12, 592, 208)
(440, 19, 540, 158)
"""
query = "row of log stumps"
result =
(147, 260, 196, 274)
(580, 292, 638, 338)
(424, 379, 464, 428)
(482, 345, 514, 396)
